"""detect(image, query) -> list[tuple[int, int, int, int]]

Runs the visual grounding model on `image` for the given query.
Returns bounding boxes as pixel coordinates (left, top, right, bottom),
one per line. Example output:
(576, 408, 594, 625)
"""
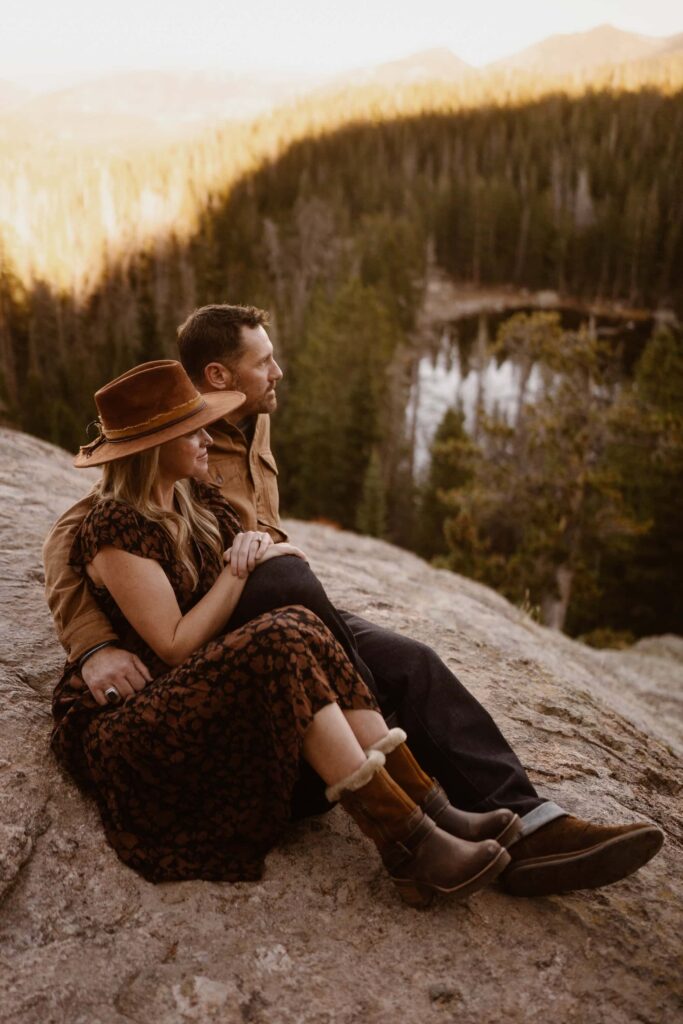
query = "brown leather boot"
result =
(326, 750, 510, 907)
(367, 728, 522, 849)
(501, 815, 665, 896)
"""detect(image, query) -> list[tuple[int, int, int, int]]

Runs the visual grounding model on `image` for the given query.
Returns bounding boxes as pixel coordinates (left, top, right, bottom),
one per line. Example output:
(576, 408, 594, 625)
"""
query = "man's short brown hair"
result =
(177, 304, 270, 383)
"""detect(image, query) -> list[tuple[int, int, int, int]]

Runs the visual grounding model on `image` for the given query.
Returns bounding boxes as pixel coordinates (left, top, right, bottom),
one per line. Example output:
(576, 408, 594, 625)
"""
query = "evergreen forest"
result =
(1, 61, 681, 643)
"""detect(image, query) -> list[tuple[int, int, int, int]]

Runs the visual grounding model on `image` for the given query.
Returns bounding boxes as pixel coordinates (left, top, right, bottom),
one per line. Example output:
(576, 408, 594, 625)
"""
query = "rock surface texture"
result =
(0, 426, 681, 1024)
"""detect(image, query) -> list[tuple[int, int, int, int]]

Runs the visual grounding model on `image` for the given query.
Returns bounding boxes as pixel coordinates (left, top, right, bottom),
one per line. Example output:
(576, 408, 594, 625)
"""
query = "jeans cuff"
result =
(518, 802, 567, 838)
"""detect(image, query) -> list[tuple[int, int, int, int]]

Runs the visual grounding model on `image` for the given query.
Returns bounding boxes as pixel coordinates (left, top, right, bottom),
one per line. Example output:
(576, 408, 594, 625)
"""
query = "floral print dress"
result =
(50, 483, 376, 883)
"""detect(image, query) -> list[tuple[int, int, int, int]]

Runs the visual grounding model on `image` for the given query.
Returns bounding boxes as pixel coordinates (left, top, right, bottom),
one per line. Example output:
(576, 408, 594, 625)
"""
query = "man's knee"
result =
(250, 556, 322, 605)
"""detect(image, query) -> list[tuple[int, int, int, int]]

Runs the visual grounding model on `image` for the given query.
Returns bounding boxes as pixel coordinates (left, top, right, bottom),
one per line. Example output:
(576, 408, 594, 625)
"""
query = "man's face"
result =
(227, 325, 283, 419)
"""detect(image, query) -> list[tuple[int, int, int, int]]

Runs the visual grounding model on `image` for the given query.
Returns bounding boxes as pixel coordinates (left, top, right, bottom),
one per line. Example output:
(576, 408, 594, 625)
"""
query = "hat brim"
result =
(73, 390, 246, 468)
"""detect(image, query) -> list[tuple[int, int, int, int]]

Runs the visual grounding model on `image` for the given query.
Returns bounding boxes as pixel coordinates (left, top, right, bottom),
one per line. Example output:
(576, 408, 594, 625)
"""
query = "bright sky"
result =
(4, 0, 682, 85)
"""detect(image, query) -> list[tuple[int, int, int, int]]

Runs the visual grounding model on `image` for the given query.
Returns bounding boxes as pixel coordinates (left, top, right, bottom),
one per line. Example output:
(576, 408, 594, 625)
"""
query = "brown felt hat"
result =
(74, 360, 245, 468)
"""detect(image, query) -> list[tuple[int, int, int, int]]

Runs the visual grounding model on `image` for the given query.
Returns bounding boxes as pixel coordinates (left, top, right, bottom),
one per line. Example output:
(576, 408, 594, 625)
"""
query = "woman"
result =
(50, 359, 517, 906)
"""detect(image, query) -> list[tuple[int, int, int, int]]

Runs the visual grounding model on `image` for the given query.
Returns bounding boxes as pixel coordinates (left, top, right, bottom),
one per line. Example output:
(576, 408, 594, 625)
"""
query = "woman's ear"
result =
(202, 362, 235, 392)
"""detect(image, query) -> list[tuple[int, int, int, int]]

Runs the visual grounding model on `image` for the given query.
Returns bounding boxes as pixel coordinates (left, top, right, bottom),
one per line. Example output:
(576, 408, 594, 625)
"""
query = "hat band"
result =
(104, 394, 207, 442)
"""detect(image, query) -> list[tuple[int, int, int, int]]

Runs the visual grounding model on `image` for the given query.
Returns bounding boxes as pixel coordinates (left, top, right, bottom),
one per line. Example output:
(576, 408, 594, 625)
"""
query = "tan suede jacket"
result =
(43, 414, 288, 663)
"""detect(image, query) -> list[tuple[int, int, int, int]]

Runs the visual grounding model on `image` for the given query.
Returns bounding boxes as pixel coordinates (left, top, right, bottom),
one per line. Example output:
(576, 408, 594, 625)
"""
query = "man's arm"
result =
(43, 492, 118, 662)
(43, 493, 152, 704)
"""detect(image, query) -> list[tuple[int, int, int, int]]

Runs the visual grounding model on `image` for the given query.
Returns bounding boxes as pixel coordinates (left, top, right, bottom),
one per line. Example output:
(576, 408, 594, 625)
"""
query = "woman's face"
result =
(158, 427, 213, 482)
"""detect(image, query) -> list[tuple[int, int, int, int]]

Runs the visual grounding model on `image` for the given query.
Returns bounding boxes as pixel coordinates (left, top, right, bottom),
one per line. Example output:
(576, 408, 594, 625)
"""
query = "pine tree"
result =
(594, 326, 683, 635)
(355, 447, 387, 538)
(439, 315, 641, 631)
(418, 405, 477, 558)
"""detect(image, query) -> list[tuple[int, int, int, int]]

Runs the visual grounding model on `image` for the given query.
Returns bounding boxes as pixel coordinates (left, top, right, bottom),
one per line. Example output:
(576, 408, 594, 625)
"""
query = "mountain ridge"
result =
(2, 24, 681, 131)
(489, 23, 680, 75)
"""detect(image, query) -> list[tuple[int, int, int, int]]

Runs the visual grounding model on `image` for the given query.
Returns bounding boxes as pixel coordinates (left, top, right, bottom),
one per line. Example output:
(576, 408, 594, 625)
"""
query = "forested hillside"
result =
(1, 59, 681, 639)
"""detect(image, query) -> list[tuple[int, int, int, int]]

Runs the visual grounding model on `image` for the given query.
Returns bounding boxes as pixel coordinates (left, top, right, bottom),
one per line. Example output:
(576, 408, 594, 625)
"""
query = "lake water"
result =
(408, 307, 655, 475)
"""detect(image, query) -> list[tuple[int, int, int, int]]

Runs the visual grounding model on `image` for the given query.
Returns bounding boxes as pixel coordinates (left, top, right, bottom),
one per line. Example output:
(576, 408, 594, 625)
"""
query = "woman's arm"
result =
(88, 543, 305, 668)
(89, 547, 248, 667)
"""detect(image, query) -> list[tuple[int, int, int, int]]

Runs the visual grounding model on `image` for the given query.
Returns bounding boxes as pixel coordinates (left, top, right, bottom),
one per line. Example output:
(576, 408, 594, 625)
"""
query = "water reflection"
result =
(409, 307, 654, 475)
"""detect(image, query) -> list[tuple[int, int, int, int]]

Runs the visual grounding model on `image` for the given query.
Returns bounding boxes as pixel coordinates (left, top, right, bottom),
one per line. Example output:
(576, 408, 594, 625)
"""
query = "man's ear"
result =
(202, 362, 236, 392)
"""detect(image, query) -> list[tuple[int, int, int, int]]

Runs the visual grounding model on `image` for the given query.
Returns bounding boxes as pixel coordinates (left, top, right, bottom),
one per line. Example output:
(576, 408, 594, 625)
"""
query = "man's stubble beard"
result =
(230, 371, 277, 418)
(249, 390, 278, 418)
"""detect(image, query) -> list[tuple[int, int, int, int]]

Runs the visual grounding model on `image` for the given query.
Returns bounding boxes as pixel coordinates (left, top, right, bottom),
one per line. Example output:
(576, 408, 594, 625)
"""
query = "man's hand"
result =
(224, 531, 274, 578)
(80, 646, 152, 706)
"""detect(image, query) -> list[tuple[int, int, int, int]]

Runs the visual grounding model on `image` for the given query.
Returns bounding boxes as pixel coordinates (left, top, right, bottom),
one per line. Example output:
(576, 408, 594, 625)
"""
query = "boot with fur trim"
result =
(326, 750, 510, 907)
(367, 728, 522, 848)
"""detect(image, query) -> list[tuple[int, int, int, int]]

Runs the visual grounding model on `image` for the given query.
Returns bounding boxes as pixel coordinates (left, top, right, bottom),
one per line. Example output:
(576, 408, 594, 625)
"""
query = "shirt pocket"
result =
(255, 450, 281, 525)
(209, 458, 242, 489)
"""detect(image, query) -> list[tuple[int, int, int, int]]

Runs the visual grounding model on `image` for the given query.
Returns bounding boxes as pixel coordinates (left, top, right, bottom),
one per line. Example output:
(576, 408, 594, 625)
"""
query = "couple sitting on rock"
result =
(44, 303, 664, 906)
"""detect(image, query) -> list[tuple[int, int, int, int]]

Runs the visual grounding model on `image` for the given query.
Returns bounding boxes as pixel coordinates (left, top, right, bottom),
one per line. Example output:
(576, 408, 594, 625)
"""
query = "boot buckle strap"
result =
(421, 783, 449, 819)
(394, 840, 414, 861)
(381, 811, 436, 870)
(382, 840, 415, 871)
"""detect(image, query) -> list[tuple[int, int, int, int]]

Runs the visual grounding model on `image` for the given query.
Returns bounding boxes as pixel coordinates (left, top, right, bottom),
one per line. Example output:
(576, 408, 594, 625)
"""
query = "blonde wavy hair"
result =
(96, 446, 224, 589)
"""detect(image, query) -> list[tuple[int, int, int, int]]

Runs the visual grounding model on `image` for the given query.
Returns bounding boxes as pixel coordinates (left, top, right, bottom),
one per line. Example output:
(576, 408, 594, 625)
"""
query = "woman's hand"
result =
(256, 542, 308, 565)
(224, 531, 274, 578)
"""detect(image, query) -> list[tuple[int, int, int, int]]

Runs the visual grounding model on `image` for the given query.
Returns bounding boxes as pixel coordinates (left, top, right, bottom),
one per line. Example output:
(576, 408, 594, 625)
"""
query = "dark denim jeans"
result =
(229, 556, 546, 820)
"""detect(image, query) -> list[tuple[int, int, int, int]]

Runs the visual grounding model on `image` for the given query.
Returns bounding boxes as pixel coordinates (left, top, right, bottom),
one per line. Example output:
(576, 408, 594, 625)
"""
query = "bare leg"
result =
(344, 709, 389, 749)
(301, 703, 367, 785)
(302, 705, 390, 786)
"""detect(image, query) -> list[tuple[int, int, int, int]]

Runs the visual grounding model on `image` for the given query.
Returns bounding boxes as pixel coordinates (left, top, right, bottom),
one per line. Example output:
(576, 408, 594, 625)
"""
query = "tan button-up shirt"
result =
(206, 416, 287, 541)
(43, 414, 288, 663)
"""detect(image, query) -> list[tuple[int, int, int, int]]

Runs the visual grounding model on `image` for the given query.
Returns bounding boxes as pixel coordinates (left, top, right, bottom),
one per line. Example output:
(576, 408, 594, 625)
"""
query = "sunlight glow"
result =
(4, 0, 682, 83)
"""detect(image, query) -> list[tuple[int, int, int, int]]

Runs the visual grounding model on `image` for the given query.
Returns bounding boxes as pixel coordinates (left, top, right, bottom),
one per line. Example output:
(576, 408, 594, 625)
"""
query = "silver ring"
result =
(104, 686, 121, 705)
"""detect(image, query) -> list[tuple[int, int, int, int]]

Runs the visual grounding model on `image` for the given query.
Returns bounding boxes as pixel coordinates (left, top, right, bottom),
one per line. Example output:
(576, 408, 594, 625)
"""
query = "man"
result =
(44, 304, 663, 897)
